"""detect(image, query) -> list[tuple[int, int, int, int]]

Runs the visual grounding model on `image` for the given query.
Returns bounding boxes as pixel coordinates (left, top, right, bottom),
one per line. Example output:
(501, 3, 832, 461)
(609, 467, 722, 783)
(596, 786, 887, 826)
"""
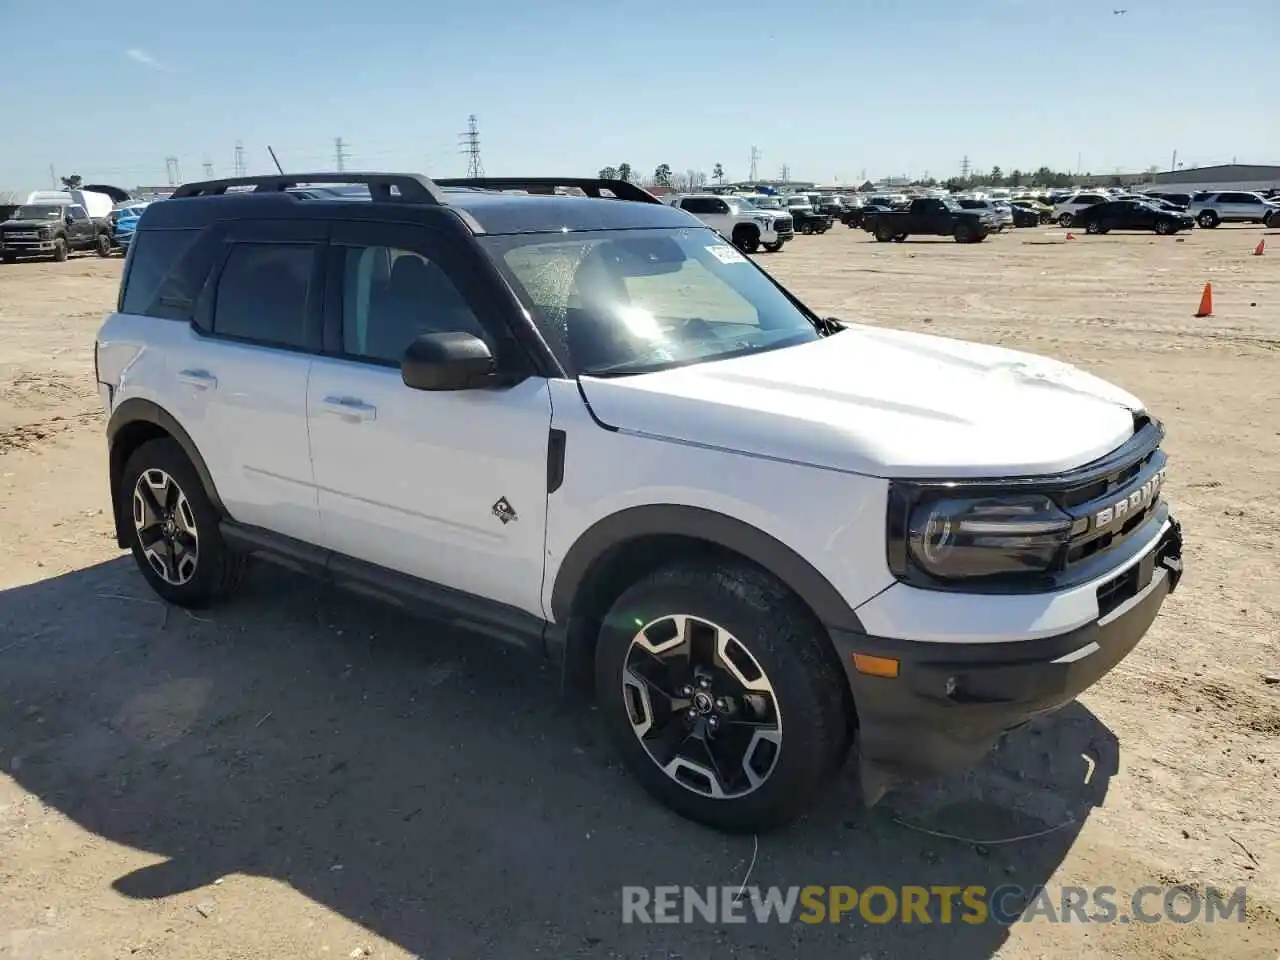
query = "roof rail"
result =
(171, 172, 446, 204)
(434, 177, 663, 205)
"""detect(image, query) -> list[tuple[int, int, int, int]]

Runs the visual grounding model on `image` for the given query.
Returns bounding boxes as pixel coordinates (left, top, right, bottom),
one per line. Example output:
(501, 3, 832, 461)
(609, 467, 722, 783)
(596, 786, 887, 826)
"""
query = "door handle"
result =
(321, 396, 377, 422)
(177, 369, 218, 390)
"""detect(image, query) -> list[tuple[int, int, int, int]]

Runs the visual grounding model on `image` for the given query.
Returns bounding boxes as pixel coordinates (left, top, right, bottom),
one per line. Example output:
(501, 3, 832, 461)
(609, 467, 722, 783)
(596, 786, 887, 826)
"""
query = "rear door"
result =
(168, 219, 325, 543)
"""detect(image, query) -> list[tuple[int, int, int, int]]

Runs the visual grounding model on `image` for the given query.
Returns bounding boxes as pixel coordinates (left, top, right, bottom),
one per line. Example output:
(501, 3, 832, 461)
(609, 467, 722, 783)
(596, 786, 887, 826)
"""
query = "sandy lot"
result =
(1, 225, 1277, 960)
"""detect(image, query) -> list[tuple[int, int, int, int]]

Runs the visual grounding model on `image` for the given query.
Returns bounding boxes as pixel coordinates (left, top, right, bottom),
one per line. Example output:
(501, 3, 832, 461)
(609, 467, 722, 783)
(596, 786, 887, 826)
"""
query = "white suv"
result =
(665, 193, 794, 253)
(96, 172, 1184, 831)
(1186, 191, 1280, 228)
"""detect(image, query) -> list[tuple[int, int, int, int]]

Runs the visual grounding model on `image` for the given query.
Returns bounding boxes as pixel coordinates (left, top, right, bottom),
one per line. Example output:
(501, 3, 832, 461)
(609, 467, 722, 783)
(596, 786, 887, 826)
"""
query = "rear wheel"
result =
(1155, 220, 1175, 235)
(892, 234, 907, 243)
(120, 438, 243, 608)
(595, 561, 850, 831)
(1057, 213, 1073, 227)
(954, 223, 974, 242)
(1085, 220, 1102, 234)
(1198, 211, 1219, 228)
(874, 225, 893, 242)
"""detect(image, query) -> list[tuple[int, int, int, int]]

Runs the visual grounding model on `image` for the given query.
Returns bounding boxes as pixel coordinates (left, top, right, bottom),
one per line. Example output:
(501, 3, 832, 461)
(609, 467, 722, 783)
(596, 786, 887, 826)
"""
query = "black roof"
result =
(141, 172, 698, 236)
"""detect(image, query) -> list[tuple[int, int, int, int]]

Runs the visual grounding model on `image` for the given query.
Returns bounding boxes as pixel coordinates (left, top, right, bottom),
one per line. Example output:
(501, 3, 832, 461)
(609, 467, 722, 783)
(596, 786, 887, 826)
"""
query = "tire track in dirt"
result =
(0, 410, 103, 456)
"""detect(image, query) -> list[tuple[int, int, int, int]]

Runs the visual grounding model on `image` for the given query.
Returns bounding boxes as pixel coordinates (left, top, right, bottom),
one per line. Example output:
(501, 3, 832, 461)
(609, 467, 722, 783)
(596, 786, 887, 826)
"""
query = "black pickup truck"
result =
(0, 200, 112, 262)
(862, 197, 995, 243)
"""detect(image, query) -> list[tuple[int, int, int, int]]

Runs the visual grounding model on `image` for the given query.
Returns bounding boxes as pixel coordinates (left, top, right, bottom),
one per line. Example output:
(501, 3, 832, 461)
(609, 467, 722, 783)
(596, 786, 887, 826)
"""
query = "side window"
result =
(708, 199, 730, 214)
(212, 243, 314, 348)
(339, 245, 486, 365)
(119, 228, 201, 315)
(680, 197, 711, 214)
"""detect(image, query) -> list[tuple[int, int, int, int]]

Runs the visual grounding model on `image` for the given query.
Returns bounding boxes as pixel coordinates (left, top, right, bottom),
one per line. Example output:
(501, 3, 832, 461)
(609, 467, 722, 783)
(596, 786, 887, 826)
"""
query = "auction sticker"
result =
(706, 244, 748, 264)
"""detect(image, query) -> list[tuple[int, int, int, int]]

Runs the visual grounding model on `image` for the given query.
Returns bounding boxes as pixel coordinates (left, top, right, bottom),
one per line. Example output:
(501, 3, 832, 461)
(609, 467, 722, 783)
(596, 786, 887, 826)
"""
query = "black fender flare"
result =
(106, 398, 226, 543)
(549, 504, 865, 633)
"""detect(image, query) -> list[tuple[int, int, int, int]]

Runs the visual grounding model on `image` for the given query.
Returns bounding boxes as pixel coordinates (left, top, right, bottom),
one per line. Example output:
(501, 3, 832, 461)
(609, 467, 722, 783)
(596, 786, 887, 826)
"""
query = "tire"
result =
(731, 227, 760, 254)
(954, 223, 974, 242)
(1057, 213, 1073, 228)
(120, 438, 243, 608)
(95, 234, 112, 257)
(52, 238, 68, 262)
(594, 561, 850, 832)
(1, 254, 16, 264)
(1198, 211, 1219, 228)
(874, 225, 893, 242)
(1085, 220, 1102, 234)
(761, 241, 784, 253)
(892, 234, 907, 243)
(1155, 220, 1175, 236)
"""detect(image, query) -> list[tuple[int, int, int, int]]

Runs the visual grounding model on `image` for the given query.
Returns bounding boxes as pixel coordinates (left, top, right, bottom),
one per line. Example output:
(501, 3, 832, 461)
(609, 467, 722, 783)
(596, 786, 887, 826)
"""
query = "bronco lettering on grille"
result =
(1094, 467, 1165, 530)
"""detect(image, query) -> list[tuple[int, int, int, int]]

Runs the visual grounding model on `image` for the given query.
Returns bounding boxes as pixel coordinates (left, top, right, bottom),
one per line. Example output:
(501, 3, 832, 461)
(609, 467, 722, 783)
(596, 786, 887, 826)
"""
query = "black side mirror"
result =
(401, 331, 500, 391)
(65, 215, 74, 225)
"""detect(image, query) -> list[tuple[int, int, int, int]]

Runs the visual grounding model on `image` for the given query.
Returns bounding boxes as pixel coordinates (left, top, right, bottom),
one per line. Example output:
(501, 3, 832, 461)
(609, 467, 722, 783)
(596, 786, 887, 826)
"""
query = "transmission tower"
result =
(779, 163, 790, 184)
(749, 146, 761, 182)
(165, 157, 181, 186)
(232, 142, 246, 178)
(959, 155, 971, 180)
(459, 115, 484, 178)
(202, 160, 215, 178)
(334, 137, 350, 172)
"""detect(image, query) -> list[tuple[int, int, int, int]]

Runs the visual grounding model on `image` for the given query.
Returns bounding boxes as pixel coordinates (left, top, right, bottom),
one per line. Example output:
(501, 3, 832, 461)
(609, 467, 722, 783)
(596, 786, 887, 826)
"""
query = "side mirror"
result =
(401, 331, 500, 391)
(65, 215, 74, 225)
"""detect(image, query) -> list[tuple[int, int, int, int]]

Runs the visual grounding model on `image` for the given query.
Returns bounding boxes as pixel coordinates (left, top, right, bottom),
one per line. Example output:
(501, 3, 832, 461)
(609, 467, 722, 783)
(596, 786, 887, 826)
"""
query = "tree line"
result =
(597, 162, 727, 191)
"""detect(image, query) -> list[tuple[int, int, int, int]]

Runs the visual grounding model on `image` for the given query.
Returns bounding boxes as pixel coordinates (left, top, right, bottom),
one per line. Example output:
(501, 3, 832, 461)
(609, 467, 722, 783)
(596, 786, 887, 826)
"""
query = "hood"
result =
(578, 325, 1142, 478)
(1, 218, 59, 230)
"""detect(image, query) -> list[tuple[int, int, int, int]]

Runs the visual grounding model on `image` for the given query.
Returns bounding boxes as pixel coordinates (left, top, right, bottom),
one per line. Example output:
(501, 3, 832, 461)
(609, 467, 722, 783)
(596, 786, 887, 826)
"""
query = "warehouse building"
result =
(1149, 163, 1280, 193)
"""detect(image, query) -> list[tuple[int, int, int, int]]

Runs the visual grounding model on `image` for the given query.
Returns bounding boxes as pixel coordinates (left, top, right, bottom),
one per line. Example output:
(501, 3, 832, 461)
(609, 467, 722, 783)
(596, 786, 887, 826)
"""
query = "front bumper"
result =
(829, 517, 1183, 802)
(0, 238, 56, 253)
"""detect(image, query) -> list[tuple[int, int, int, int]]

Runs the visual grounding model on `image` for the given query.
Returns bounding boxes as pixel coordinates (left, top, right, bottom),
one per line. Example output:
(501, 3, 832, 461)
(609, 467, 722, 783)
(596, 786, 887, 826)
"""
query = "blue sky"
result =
(1, 0, 1276, 191)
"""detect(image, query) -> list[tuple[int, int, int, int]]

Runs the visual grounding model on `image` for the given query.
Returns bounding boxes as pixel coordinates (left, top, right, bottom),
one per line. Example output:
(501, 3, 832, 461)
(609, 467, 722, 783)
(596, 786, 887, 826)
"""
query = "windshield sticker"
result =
(706, 244, 748, 264)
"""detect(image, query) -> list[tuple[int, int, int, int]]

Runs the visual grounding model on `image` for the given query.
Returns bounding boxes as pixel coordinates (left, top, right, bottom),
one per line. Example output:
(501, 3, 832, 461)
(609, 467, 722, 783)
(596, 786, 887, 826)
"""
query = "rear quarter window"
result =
(119, 228, 201, 316)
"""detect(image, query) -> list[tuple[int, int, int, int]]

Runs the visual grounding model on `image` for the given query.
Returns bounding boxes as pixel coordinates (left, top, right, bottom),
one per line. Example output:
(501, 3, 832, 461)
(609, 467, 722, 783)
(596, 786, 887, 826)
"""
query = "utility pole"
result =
(334, 137, 350, 172)
(1169, 149, 1177, 173)
(459, 115, 483, 178)
(749, 146, 761, 182)
(165, 157, 181, 186)
(233, 141, 246, 178)
(49, 164, 57, 188)
(202, 160, 215, 178)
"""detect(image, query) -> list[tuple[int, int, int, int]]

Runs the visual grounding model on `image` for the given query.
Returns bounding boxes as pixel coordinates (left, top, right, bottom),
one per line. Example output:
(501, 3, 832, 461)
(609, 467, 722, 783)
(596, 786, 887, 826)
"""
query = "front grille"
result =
(774, 217, 793, 232)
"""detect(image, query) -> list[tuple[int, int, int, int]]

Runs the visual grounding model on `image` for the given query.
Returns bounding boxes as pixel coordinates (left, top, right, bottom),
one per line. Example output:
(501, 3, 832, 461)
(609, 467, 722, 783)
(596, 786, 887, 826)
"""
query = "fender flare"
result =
(549, 504, 864, 633)
(107, 399, 226, 540)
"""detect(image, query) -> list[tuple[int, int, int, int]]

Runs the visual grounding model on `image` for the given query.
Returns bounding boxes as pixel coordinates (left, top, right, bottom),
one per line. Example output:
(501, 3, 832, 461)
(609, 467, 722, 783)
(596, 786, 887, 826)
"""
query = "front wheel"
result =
(1198, 211, 1219, 228)
(1057, 213, 1073, 227)
(954, 223, 974, 242)
(120, 438, 243, 608)
(1155, 220, 1175, 235)
(761, 241, 784, 253)
(595, 562, 850, 831)
(1085, 220, 1102, 234)
(95, 234, 112, 257)
(874, 225, 893, 242)
(51, 238, 68, 262)
(731, 228, 760, 254)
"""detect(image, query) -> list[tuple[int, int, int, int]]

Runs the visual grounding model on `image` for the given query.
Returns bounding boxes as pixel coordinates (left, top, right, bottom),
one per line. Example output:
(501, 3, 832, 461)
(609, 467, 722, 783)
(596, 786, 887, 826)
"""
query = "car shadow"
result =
(0, 558, 1118, 958)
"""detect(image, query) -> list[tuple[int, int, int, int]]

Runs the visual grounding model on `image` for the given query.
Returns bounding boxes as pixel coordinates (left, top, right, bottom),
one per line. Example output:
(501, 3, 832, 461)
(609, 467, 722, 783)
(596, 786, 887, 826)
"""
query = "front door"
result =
(306, 221, 552, 619)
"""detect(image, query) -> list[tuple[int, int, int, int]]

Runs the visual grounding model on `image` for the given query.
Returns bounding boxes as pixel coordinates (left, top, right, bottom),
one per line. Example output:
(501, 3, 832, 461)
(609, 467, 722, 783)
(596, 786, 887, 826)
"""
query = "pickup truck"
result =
(862, 197, 994, 243)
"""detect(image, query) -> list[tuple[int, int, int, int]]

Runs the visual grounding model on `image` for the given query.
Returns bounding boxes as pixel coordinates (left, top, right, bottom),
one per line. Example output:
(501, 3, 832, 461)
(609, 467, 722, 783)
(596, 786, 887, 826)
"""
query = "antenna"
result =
(268, 146, 285, 174)
(233, 141, 246, 178)
(749, 146, 761, 181)
(459, 115, 484, 178)
(334, 137, 350, 172)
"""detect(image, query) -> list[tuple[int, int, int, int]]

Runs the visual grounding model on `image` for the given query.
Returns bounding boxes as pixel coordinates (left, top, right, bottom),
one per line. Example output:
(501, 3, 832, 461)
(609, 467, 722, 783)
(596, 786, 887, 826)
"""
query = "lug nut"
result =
(706, 715, 720, 731)
(715, 698, 727, 712)
(679, 685, 693, 698)
(697, 676, 711, 690)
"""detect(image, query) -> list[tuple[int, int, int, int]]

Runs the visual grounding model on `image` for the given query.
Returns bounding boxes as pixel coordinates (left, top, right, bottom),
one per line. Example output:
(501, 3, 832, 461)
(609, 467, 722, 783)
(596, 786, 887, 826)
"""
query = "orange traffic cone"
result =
(1065, 232, 1075, 240)
(1254, 238, 1265, 256)
(1194, 282, 1213, 318)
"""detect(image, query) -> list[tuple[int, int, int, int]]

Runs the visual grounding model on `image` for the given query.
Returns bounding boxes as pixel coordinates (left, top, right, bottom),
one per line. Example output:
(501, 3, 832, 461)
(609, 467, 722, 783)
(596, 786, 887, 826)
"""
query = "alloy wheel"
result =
(621, 614, 782, 800)
(132, 468, 199, 586)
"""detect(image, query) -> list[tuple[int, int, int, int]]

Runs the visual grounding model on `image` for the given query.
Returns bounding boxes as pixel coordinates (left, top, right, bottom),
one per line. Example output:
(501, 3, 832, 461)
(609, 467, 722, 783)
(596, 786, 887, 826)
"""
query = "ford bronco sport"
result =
(96, 173, 1184, 831)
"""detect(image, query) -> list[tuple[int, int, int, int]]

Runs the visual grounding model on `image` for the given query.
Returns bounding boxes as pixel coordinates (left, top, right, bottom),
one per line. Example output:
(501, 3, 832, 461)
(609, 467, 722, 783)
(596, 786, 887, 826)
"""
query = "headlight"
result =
(889, 487, 1077, 583)
(39, 227, 52, 239)
(753, 216, 771, 226)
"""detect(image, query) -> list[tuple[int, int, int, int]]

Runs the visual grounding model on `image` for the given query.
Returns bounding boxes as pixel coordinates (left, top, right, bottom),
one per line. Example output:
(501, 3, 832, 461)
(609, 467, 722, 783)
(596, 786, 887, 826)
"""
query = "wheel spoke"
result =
(137, 523, 166, 549)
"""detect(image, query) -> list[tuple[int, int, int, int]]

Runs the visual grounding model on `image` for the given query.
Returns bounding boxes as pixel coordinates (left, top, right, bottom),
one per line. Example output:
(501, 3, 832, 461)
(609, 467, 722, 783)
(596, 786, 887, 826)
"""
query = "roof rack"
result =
(170, 172, 446, 204)
(434, 177, 663, 205)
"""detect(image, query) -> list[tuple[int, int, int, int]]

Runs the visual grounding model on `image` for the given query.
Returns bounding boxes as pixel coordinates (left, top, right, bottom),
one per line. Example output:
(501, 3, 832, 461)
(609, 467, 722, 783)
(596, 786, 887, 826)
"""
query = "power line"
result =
(749, 146, 761, 181)
(334, 137, 350, 172)
(459, 115, 483, 178)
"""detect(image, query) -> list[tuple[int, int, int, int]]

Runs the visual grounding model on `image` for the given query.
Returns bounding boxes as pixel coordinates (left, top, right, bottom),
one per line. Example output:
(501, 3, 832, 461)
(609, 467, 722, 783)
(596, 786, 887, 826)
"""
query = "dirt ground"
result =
(1, 224, 1277, 960)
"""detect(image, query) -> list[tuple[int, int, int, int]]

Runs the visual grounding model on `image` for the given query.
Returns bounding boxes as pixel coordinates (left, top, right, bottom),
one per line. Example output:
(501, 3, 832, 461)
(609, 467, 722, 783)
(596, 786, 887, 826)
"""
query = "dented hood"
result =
(578, 324, 1143, 478)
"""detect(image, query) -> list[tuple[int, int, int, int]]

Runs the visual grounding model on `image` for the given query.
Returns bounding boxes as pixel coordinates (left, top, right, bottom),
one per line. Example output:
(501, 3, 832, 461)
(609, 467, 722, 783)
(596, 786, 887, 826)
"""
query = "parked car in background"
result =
(1147, 192, 1192, 209)
(1186, 191, 1280, 228)
(781, 195, 833, 234)
(1010, 198, 1054, 223)
(108, 202, 153, 254)
(0, 200, 113, 262)
(956, 198, 1011, 231)
(842, 202, 893, 229)
(863, 197, 995, 242)
(1053, 192, 1110, 227)
(1072, 200, 1196, 236)
(667, 193, 794, 252)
